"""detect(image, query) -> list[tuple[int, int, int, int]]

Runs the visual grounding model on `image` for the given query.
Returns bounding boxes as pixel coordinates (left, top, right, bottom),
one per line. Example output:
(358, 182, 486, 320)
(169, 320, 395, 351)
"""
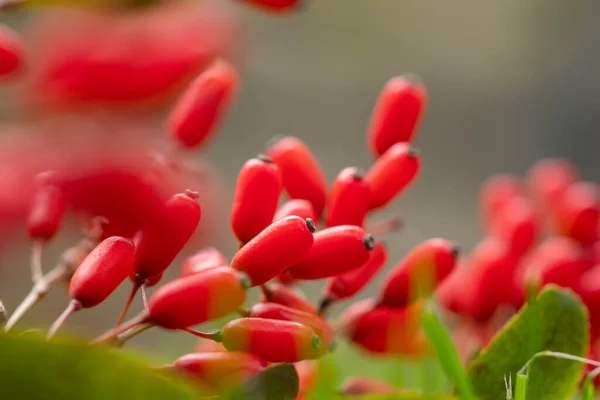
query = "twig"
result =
(90, 312, 150, 346)
(46, 300, 82, 339)
(31, 241, 44, 284)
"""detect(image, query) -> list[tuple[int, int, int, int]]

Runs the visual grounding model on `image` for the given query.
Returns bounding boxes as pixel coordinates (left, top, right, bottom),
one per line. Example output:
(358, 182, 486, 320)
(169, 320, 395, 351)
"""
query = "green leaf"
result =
(421, 304, 475, 400)
(0, 332, 198, 400)
(466, 286, 589, 400)
(226, 362, 299, 400)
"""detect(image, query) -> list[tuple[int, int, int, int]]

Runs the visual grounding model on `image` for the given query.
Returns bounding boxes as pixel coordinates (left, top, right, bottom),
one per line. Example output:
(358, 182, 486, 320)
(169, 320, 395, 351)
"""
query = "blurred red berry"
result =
(489, 196, 539, 259)
(274, 199, 318, 223)
(288, 226, 374, 280)
(27, 175, 67, 242)
(364, 143, 420, 210)
(527, 158, 578, 211)
(266, 136, 328, 216)
(295, 360, 317, 400)
(260, 282, 317, 314)
(555, 181, 599, 246)
(0, 24, 23, 78)
(366, 76, 427, 157)
(479, 174, 523, 233)
(325, 167, 370, 228)
(180, 247, 228, 278)
(231, 155, 282, 244)
(237, 0, 303, 13)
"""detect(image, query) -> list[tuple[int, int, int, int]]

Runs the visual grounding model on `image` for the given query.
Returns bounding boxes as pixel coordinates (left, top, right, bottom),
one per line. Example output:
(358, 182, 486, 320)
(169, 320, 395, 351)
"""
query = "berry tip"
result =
(363, 234, 375, 250)
(305, 218, 316, 233)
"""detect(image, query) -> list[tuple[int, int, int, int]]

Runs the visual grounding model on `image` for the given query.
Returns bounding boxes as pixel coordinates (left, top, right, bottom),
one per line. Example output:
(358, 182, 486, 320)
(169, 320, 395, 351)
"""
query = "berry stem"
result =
(236, 307, 251, 317)
(47, 300, 82, 340)
(31, 241, 44, 284)
(317, 297, 334, 317)
(183, 327, 223, 342)
(115, 281, 142, 327)
(90, 311, 150, 346)
(140, 283, 149, 311)
(4, 265, 67, 332)
(0, 301, 6, 328)
(115, 322, 154, 346)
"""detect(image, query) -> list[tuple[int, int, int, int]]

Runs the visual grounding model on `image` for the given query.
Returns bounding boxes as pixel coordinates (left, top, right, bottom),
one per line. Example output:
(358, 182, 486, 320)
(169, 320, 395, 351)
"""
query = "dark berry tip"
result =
(407, 147, 420, 157)
(318, 297, 333, 315)
(363, 234, 375, 250)
(350, 167, 365, 181)
(256, 154, 274, 163)
(238, 272, 253, 290)
(451, 243, 461, 258)
(305, 218, 316, 233)
(184, 189, 200, 199)
(311, 334, 321, 350)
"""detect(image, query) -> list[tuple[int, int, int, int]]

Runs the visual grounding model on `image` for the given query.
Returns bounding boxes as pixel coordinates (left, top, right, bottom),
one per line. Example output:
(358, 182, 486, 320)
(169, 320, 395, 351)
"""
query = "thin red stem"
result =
(115, 281, 142, 327)
(90, 311, 150, 346)
(183, 327, 223, 342)
(47, 300, 82, 339)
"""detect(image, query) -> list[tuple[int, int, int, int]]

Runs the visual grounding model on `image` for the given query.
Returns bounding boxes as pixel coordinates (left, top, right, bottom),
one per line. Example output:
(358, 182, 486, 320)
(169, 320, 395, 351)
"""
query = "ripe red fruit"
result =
(479, 174, 523, 232)
(366, 76, 428, 157)
(222, 318, 321, 363)
(266, 136, 328, 216)
(554, 181, 599, 246)
(260, 283, 317, 314)
(27, 179, 67, 242)
(527, 158, 578, 210)
(274, 199, 317, 223)
(287, 226, 374, 280)
(180, 247, 228, 278)
(237, 0, 303, 13)
(171, 352, 265, 393)
(134, 190, 202, 280)
(230, 216, 315, 286)
(249, 303, 333, 354)
(195, 338, 227, 353)
(339, 377, 399, 397)
(340, 298, 426, 357)
(167, 60, 238, 149)
(0, 24, 23, 78)
(522, 236, 585, 289)
(364, 143, 420, 210)
(489, 196, 539, 259)
(378, 238, 459, 308)
(295, 360, 317, 400)
(321, 240, 387, 307)
(148, 267, 248, 330)
(325, 167, 370, 228)
(231, 155, 282, 244)
(69, 236, 135, 308)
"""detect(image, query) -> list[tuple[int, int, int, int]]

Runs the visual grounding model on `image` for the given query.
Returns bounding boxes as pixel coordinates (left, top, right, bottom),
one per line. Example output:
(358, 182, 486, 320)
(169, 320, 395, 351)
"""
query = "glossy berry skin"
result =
(288, 226, 374, 280)
(180, 247, 228, 278)
(69, 236, 135, 308)
(489, 196, 539, 259)
(230, 216, 315, 286)
(366, 76, 428, 157)
(0, 24, 23, 78)
(479, 174, 523, 232)
(238, 0, 303, 13)
(147, 267, 247, 330)
(340, 298, 426, 357)
(168, 60, 238, 149)
(364, 143, 420, 210)
(134, 191, 201, 279)
(555, 181, 599, 246)
(222, 318, 321, 363)
(266, 136, 328, 216)
(231, 156, 282, 244)
(260, 283, 317, 314)
(172, 352, 265, 393)
(274, 199, 317, 223)
(27, 185, 67, 241)
(325, 167, 370, 228)
(522, 236, 585, 290)
(527, 158, 578, 210)
(323, 240, 387, 303)
(378, 238, 459, 308)
(249, 303, 333, 354)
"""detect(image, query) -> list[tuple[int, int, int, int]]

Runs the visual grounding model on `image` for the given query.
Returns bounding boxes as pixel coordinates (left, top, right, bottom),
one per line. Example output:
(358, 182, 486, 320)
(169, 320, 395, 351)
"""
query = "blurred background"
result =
(0, 0, 599, 379)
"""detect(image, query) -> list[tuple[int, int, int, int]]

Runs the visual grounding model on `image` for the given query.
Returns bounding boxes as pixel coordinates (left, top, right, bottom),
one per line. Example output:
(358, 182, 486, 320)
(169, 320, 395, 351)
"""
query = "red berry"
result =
(180, 247, 228, 278)
(489, 196, 539, 259)
(167, 60, 238, 149)
(555, 181, 599, 246)
(274, 199, 317, 223)
(287, 226, 374, 280)
(527, 158, 578, 210)
(322, 240, 387, 304)
(366, 76, 427, 157)
(0, 24, 23, 78)
(231, 155, 282, 244)
(27, 180, 67, 242)
(230, 216, 315, 286)
(260, 282, 317, 314)
(148, 267, 248, 330)
(364, 143, 420, 210)
(134, 191, 201, 279)
(479, 174, 523, 232)
(295, 360, 317, 400)
(69, 236, 135, 308)
(222, 318, 321, 363)
(522, 236, 585, 289)
(195, 338, 227, 353)
(378, 238, 459, 308)
(172, 351, 265, 393)
(238, 0, 303, 13)
(266, 137, 328, 216)
(576, 265, 600, 309)
(249, 303, 333, 354)
(339, 377, 399, 397)
(325, 167, 370, 228)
